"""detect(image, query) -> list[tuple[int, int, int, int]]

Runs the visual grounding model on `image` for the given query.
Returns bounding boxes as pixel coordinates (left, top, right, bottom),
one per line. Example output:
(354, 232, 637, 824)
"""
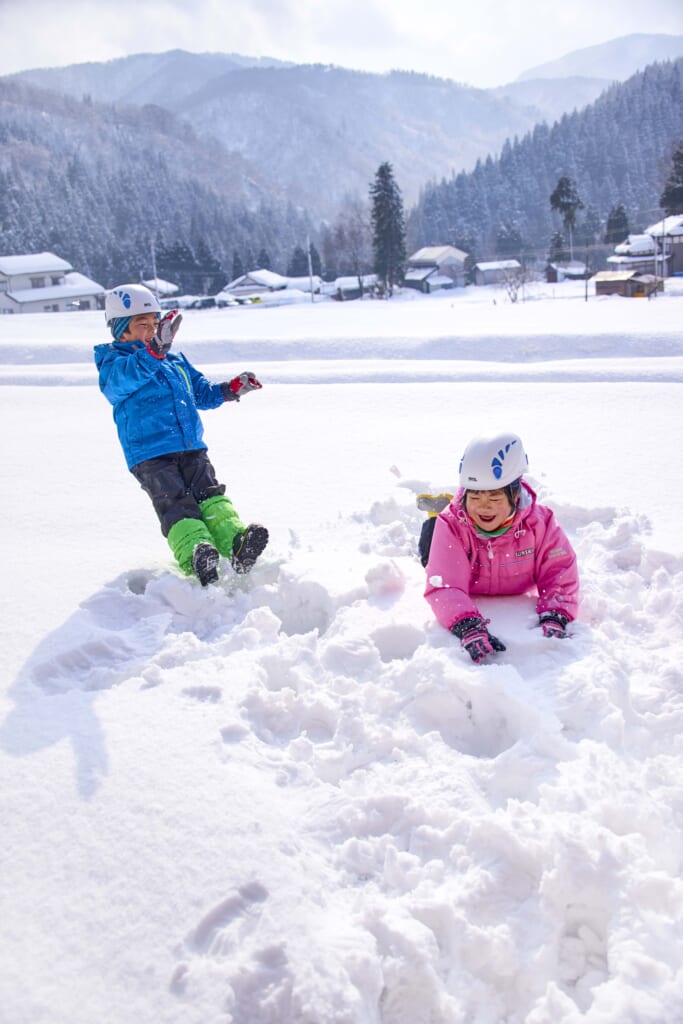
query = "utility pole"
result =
(307, 235, 314, 303)
(151, 239, 158, 299)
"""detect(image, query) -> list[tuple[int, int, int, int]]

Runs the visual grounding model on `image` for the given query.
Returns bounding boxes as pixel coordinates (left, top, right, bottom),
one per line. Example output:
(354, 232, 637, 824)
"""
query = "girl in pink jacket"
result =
(423, 432, 579, 663)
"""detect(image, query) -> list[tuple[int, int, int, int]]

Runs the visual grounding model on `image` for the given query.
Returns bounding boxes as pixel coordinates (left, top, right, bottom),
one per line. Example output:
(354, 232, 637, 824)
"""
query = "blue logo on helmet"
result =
(113, 289, 131, 309)
(491, 440, 517, 479)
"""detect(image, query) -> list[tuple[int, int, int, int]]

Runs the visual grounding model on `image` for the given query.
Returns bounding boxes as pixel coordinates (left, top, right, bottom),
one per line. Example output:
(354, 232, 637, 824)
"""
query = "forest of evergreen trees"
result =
(0, 58, 682, 291)
(0, 79, 316, 291)
(408, 59, 683, 270)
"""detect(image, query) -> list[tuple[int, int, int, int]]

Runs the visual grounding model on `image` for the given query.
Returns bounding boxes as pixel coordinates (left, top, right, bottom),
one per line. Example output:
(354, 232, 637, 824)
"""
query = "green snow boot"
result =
(167, 517, 218, 580)
(199, 495, 246, 558)
(231, 524, 269, 575)
(191, 543, 220, 587)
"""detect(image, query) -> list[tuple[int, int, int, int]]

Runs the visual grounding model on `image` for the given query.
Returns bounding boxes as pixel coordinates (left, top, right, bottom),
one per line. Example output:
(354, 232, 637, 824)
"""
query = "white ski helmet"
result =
(459, 432, 528, 489)
(105, 284, 161, 324)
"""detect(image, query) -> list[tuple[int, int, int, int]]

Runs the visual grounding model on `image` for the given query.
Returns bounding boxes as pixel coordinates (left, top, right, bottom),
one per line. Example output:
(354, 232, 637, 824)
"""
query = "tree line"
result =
(0, 60, 682, 295)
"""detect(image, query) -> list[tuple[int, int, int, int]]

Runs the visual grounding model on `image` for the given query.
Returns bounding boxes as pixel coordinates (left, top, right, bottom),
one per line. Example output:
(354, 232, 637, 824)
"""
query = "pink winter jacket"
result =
(424, 481, 579, 630)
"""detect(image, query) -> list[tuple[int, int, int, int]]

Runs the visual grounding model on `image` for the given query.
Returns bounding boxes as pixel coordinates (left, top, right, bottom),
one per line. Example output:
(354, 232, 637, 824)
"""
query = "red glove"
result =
(221, 372, 262, 402)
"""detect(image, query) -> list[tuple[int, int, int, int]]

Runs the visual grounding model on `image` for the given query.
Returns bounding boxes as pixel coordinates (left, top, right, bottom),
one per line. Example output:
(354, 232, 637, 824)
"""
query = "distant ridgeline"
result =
(0, 53, 681, 286)
(409, 59, 683, 262)
(0, 75, 321, 292)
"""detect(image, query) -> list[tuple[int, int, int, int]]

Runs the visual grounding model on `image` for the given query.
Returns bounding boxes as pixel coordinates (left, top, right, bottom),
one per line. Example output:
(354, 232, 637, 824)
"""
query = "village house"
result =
(546, 260, 589, 283)
(142, 277, 179, 298)
(220, 268, 321, 301)
(473, 259, 521, 286)
(606, 234, 657, 275)
(329, 275, 378, 301)
(403, 245, 468, 293)
(605, 216, 683, 279)
(646, 215, 683, 277)
(592, 270, 662, 298)
(0, 252, 105, 314)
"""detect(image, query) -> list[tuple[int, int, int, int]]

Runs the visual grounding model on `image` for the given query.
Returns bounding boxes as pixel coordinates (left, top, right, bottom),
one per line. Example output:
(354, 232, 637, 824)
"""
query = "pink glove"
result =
(539, 612, 570, 638)
(451, 616, 506, 663)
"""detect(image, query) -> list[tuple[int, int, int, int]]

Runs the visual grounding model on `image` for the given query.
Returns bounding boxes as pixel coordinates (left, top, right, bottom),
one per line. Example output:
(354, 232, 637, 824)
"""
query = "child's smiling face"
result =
(122, 313, 159, 344)
(465, 488, 513, 532)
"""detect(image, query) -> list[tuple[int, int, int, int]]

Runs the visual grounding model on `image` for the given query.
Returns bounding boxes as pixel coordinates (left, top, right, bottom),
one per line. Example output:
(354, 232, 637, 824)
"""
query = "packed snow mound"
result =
(6, 484, 683, 1023)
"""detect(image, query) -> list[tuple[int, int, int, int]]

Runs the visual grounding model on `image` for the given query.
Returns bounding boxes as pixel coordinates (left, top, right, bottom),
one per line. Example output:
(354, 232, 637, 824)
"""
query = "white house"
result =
(473, 259, 521, 286)
(219, 268, 321, 300)
(605, 217, 683, 278)
(404, 245, 468, 292)
(329, 274, 378, 301)
(644, 215, 683, 276)
(0, 252, 105, 314)
(142, 277, 179, 298)
(606, 234, 657, 275)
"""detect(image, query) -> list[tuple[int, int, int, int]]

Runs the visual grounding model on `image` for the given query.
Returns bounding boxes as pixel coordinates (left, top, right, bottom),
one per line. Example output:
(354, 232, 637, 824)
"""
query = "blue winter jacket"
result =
(94, 340, 226, 470)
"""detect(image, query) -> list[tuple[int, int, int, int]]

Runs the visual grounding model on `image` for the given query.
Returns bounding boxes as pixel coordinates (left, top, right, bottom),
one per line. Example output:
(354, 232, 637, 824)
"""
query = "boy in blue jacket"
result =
(94, 283, 268, 586)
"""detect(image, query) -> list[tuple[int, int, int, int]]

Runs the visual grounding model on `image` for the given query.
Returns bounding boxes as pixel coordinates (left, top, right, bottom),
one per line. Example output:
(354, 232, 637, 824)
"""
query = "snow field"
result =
(1, 284, 683, 1023)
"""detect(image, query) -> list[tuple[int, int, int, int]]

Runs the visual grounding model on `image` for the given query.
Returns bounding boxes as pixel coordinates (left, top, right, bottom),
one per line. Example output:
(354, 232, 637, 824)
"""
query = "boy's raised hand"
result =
(150, 310, 182, 356)
(221, 372, 263, 402)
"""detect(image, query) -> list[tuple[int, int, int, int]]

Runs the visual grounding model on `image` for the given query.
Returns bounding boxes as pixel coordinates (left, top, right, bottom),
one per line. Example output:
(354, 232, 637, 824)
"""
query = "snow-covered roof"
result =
(644, 215, 683, 237)
(607, 253, 669, 266)
(334, 274, 377, 289)
(614, 234, 656, 255)
(142, 277, 179, 296)
(0, 251, 73, 276)
(224, 269, 322, 294)
(427, 274, 457, 287)
(408, 245, 467, 264)
(475, 260, 521, 271)
(404, 267, 435, 282)
(549, 260, 587, 275)
(592, 270, 639, 281)
(284, 275, 322, 292)
(227, 269, 289, 290)
(7, 271, 105, 304)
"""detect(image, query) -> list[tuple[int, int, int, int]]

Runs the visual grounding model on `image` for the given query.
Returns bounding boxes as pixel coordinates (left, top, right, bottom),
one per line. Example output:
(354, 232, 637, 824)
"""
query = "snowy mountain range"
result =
(517, 32, 683, 82)
(7, 33, 683, 218)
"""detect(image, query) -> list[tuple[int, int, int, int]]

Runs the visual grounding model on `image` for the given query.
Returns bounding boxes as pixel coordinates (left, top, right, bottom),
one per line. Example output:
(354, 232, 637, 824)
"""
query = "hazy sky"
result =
(1, 0, 682, 87)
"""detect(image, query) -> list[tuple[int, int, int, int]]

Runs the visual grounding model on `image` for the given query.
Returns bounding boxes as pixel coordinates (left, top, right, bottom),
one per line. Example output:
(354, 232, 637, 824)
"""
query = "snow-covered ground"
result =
(1, 279, 682, 1023)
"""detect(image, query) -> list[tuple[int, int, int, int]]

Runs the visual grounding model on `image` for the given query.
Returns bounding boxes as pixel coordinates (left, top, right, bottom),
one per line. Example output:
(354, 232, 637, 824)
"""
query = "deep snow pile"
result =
(1, 282, 683, 1024)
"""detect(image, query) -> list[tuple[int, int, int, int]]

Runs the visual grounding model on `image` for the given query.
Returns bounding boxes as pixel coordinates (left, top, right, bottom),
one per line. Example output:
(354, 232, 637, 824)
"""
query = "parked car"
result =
(186, 296, 216, 309)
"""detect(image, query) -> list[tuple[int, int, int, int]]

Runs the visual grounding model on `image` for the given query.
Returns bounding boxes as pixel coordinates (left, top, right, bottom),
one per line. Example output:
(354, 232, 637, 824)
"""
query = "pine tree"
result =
(495, 222, 523, 258)
(550, 176, 584, 260)
(309, 242, 322, 277)
(287, 245, 309, 277)
(370, 161, 406, 296)
(231, 251, 245, 282)
(660, 139, 683, 215)
(548, 231, 569, 264)
(195, 239, 224, 294)
(604, 204, 630, 244)
(257, 248, 272, 271)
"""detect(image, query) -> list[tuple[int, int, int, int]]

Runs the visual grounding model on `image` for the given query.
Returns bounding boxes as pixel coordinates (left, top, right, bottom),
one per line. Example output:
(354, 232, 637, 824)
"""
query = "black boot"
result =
(231, 524, 269, 574)
(192, 542, 220, 586)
